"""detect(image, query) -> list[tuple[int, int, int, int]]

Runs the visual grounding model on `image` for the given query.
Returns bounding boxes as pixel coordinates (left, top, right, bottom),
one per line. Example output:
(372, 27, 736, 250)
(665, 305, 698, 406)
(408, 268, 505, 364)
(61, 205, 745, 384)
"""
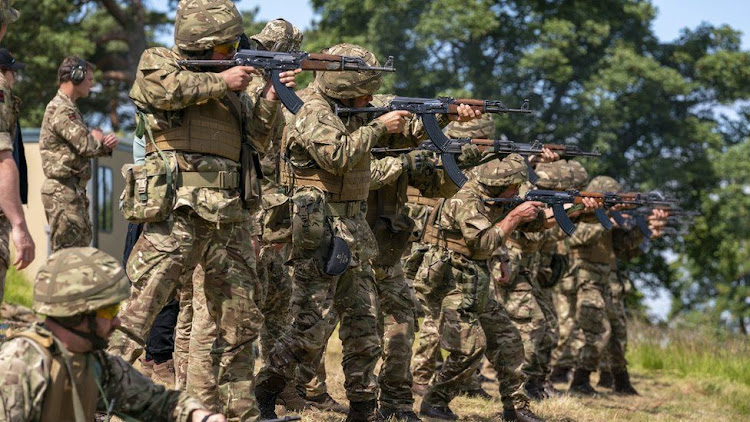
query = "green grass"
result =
(3, 266, 32, 307)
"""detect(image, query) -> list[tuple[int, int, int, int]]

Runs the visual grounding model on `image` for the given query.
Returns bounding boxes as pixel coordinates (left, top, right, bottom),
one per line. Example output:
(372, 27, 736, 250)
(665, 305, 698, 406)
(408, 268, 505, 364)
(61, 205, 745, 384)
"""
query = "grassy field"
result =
(3, 266, 32, 308)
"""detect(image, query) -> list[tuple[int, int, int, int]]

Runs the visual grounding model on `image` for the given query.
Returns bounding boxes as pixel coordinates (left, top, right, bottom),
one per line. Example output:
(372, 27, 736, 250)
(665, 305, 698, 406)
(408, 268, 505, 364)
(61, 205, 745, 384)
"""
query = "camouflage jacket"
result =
(0, 72, 19, 152)
(435, 180, 545, 260)
(130, 46, 279, 223)
(39, 90, 111, 181)
(0, 324, 205, 422)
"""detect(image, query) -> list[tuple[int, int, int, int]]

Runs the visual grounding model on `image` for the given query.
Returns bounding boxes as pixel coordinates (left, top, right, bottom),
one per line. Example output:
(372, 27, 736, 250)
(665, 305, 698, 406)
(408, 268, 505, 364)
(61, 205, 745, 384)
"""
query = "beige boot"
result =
(151, 359, 175, 389)
(139, 358, 154, 378)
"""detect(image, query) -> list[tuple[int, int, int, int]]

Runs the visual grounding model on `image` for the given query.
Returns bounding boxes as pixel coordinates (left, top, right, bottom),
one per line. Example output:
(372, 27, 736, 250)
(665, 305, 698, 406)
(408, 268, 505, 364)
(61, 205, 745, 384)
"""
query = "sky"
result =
(150, 0, 748, 320)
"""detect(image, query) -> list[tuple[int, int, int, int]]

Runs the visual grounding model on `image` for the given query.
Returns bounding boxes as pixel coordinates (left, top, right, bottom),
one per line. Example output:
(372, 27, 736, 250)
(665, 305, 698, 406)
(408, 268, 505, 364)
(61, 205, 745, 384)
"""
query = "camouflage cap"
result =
(174, 0, 243, 51)
(0, 0, 18, 25)
(34, 247, 130, 318)
(444, 114, 495, 139)
(568, 160, 589, 189)
(251, 18, 303, 53)
(476, 153, 528, 188)
(534, 160, 576, 190)
(586, 175, 621, 193)
(316, 43, 382, 99)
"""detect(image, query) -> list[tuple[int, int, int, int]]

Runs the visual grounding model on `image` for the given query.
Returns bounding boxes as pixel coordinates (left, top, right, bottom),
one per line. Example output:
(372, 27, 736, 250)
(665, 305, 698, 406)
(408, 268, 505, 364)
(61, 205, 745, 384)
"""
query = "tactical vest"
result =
(147, 94, 243, 161)
(570, 228, 616, 264)
(406, 185, 439, 207)
(10, 329, 98, 422)
(421, 199, 491, 260)
(366, 172, 408, 225)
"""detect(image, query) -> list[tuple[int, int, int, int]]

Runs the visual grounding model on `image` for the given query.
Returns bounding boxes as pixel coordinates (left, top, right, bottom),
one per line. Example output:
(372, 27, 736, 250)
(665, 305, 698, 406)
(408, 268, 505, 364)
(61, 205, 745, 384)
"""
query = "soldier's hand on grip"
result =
(377, 110, 410, 133)
(220, 65, 256, 91)
(449, 103, 482, 122)
(509, 201, 544, 223)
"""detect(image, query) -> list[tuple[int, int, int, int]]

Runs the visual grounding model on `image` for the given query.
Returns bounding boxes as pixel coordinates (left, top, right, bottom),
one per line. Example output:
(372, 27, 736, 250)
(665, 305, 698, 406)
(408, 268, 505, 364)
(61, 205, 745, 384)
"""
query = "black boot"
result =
(347, 399, 380, 422)
(524, 377, 547, 400)
(502, 405, 545, 422)
(597, 370, 614, 389)
(613, 369, 639, 395)
(305, 392, 348, 414)
(379, 407, 422, 422)
(462, 386, 493, 400)
(254, 373, 286, 420)
(549, 366, 571, 384)
(568, 369, 597, 396)
(419, 401, 458, 420)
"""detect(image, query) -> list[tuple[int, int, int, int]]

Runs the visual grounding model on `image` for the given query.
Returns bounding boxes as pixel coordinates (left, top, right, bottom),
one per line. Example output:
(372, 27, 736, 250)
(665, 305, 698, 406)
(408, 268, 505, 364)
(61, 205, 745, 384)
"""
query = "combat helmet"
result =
(534, 160, 576, 191)
(34, 247, 130, 318)
(316, 43, 382, 99)
(174, 0, 243, 51)
(0, 0, 19, 25)
(586, 175, 621, 193)
(251, 18, 303, 53)
(444, 114, 495, 139)
(476, 153, 528, 188)
(568, 160, 589, 190)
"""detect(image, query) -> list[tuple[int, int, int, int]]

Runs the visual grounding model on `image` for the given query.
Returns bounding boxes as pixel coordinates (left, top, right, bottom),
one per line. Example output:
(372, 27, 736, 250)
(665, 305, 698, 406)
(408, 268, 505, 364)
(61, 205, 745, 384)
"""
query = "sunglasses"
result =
(96, 303, 121, 320)
(213, 38, 240, 56)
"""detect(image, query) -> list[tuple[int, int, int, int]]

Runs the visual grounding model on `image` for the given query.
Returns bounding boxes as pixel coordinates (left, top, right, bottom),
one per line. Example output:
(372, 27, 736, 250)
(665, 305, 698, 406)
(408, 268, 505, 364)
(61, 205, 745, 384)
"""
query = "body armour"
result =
(421, 198, 491, 260)
(147, 94, 243, 161)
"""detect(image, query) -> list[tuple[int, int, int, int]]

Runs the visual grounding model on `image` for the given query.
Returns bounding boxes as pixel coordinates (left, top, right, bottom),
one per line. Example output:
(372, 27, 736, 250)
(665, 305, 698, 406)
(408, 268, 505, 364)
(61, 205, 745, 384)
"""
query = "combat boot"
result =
(276, 383, 310, 412)
(139, 358, 154, 378)
(548, 366, 570, 384)
(419, 401, 458, 421)
(305, 392, 348, 414)
(542, 380, 562, 398)
(151, 359, 175, 389)
(524, 377, 547, 400)
(462, 386, 493, 400)
(613, 369, 639, 395)
(346, 399, 380, 422)
(379, 408, 422, 422)
(568, 369, 597, 396)
(597, 370, 614, 389)
(254, 373, 286, 420)
(502, 404, 545, 422)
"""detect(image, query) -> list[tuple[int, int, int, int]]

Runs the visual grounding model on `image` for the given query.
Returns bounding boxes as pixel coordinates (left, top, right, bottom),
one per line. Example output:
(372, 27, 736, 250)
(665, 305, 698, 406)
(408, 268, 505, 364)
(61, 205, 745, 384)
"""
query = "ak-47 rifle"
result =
(337, 97, 532, 187)
(483, 189, 590, 236)
(370, 139, 600, 182)
(177, 49, 396, 114)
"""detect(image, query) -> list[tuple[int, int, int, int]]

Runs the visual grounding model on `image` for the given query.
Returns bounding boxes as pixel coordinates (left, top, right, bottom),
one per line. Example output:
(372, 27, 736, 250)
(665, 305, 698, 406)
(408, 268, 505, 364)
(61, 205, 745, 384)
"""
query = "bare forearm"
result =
(0, 153, 26, 227)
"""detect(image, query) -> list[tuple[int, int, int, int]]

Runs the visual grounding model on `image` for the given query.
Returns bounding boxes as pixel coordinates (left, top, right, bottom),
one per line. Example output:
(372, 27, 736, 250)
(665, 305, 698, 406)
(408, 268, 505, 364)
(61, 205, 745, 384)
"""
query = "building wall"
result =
(11, 129, 133, 281)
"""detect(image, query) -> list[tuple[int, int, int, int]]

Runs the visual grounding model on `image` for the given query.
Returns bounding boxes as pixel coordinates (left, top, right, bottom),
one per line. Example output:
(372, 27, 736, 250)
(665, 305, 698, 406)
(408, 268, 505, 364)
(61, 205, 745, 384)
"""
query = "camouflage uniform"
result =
(0, 247, 207, 422)
(418, 156, 545, 418)
(0, 69, 19, 303)
(108, 2, 278, 419)
(39, 90, 112, 251)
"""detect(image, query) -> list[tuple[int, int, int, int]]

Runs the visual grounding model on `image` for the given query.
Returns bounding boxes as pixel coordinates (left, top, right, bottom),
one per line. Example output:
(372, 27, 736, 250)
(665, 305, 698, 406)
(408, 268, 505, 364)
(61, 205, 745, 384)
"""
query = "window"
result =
(97, 166, 113, 233)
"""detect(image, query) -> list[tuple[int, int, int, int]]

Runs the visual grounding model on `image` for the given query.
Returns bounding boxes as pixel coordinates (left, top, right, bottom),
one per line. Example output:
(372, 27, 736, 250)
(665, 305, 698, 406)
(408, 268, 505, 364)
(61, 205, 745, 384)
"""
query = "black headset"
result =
(70, 59, 87, 85)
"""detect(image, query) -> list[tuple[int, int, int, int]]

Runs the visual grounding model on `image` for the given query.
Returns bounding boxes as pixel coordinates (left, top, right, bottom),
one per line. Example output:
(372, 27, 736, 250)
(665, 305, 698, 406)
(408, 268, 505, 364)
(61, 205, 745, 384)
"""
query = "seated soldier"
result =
(0, 247, 225, 422)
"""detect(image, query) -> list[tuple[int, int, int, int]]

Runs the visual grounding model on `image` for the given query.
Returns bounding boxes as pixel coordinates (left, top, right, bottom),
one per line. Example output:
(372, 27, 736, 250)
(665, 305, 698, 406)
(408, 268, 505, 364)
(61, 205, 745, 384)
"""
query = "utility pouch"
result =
(262, 192, 292, 243)
(291, 188, 326, 250)
(371, 213, 415, 267)
(455, 267, 488, 313)
(542, 253, 569, 288)
(240, 143, 264, 209)
(402, 244, 428, 280)
(120, 113, 175, 223)
(324, 235, 351, 276)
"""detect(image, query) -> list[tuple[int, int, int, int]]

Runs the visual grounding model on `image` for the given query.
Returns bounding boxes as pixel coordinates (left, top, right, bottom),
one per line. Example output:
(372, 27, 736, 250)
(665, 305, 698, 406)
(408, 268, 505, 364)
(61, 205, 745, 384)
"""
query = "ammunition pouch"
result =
(262, 192, 292, 243)
(119, 157, 176, 224)
(291, 187, 327, 251)
(371, 213, 415, 267)
(453, 257, 489, 313)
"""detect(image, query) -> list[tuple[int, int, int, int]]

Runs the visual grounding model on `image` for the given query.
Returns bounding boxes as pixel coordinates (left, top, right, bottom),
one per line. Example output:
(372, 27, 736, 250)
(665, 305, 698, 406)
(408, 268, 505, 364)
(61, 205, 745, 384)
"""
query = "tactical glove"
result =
(457, 144, 483, 166)
(401, 150, 435, 176)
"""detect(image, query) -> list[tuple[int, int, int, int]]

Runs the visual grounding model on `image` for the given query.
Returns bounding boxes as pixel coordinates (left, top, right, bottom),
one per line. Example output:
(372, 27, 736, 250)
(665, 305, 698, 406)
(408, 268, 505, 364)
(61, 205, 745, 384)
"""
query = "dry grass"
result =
(269, 323, 750, 421)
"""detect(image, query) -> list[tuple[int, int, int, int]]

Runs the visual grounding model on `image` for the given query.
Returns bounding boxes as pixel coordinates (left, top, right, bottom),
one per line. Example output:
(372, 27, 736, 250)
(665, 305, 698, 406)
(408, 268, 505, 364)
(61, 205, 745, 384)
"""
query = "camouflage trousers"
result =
(599, 270, 628, 373)
(551, 262, 582, 369)
(538, 285, 560, 374)
(257, 243, 328, 398)
(0, 214, 9, 304)
(41, 178, 91, 252)
(108, 207, 264, 421)
(256, 256, 381, 402)
(498, 270, 557, 381)
(417, 248, 527, 410)
(570, 259, 612, 372)
(373, 263, 418, 411)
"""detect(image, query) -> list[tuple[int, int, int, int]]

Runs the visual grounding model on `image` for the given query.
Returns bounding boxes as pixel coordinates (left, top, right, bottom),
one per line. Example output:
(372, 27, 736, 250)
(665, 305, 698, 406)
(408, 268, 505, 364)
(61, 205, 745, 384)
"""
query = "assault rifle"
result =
(370, 139, 600, 183)
(177, 49, 396, 114)
(337, 97, 532, 187)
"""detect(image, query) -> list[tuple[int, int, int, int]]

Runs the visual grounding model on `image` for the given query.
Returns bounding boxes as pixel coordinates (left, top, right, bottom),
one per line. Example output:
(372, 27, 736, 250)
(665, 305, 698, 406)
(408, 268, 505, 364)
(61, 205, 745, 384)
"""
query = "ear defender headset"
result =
(70, 59, 87, 85)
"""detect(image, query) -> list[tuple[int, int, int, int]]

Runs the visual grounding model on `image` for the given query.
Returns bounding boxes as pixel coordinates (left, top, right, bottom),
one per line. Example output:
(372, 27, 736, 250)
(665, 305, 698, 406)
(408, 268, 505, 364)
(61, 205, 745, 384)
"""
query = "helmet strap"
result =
(52, 314, 110, 351)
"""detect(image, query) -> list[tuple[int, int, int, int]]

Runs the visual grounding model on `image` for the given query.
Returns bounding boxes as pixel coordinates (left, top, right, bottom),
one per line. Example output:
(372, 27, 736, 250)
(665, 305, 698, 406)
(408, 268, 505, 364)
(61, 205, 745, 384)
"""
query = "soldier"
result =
(107, 1, 296, 419)
(415, 155, 547, 421)
(564, 176, 665, 395)
(0, 46, 33, 304)
(0, 247, 225, 422)
(39, 56, 119, 251)
(0, 3, 35, 293)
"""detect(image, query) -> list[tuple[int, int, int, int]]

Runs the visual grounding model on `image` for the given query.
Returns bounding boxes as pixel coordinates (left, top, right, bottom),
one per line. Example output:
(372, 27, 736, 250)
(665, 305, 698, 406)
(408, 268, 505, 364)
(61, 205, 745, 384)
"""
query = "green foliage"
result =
(4, 266, 32, 308)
